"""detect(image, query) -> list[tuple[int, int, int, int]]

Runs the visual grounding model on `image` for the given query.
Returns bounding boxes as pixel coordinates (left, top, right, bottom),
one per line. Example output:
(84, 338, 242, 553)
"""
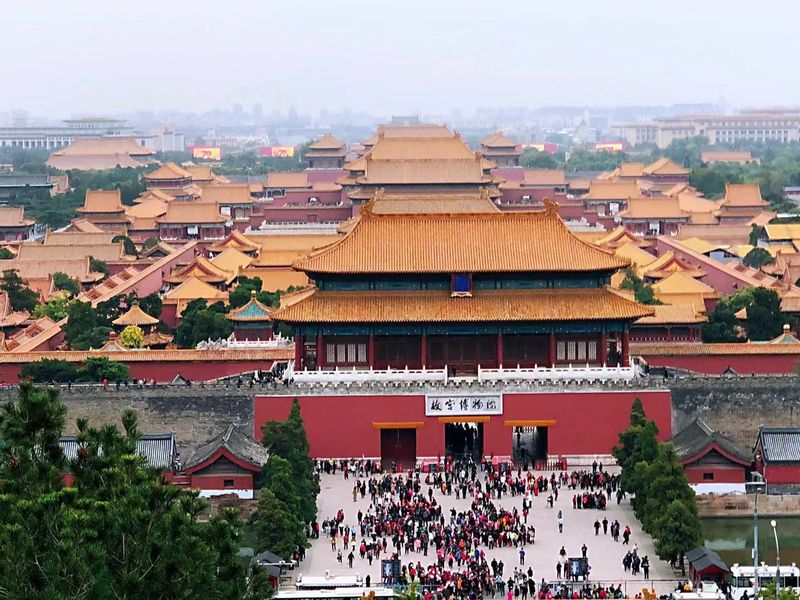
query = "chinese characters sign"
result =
(425, 394, 503, 416)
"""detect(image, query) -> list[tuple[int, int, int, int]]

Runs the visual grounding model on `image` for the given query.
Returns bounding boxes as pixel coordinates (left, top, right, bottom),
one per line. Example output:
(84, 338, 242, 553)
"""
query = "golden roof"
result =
(112, 301, 159, 326)
(0, 347, 292, 363)
(677, 194, 718, 214)
(701, 151, 753, 163)
(0, 207, 33, 228)
(210, 247, 253, 273)
(77, 189, 124, 214)
(135, 188, 175, 203)
(372, 191, 500, 214)
(65, 219, 104, 233)
(293, 203, 628, 275)
(308, 133, 345, 150)
(643, 157, 690, 176)
(357, 156, 488, 184)
(199, 183, 253, 204)
(207, 230, 261, 253)
(44, 231, 117, 245)
(125, 198, 168, 219)
(481, 133, 518, 148)
(641, 251, 706, 279)
(583, 181, 640, 201)
(619, 196, 689, 220)
(184, 164, 224, 183)
(164, 256, 233, 285)
(634, 304, 708, 325)
(499, 169, 567, 187)
(266, 172, 311, 188)
(155, 202, 226, 225)
(272, 287, 653, 324)
(765, 224, 800, 241)
(613, 242, 657, 268)
(720, 183, 767, 207)
(46, 138, 155, 171)
(594, 226, 652, 249)
(145, 162, 192, 180)
(652, 271, 717, 295)
(619, 163, 645, 178)
(163, 276, 229, 302)
(17, 242, 125, 263)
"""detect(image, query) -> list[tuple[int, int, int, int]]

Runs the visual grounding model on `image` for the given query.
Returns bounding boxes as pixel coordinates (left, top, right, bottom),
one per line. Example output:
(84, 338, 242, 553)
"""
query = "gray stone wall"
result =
(3, 375, 798, 457)
(669, 376, 800, 449)
(0, 384, 254, 459)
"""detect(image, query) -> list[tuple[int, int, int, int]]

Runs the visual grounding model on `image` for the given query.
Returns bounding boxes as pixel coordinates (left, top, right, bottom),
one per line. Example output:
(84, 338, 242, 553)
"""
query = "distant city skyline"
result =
(2, 0, 799, 117)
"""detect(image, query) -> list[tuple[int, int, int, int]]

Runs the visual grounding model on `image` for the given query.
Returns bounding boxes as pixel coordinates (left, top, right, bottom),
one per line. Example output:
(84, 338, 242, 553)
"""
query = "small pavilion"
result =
(227, 291, 273, 341)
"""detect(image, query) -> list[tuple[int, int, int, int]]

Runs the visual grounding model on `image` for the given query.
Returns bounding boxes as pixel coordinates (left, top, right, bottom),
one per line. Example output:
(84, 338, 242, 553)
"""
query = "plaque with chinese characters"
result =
(425, 394, 503, 416)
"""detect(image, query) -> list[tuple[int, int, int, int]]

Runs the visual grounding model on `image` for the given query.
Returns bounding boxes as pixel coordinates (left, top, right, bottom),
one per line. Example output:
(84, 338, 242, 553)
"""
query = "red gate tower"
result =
(255, 199, 672, 464)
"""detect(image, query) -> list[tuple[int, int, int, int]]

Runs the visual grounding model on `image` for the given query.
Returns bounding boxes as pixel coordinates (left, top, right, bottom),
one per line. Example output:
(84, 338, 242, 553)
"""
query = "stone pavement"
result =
(298, 470, 682, 596)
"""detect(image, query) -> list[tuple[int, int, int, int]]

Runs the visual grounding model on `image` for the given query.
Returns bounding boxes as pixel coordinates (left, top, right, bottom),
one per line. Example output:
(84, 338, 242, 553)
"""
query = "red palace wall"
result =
(0, 358, 281, 384)
(641, 353, 800, 375)
(254, 389, 671, 459)
(684, 465, 746, 484)
(761, 464, 800, 485)
(190, 473, 255, 491)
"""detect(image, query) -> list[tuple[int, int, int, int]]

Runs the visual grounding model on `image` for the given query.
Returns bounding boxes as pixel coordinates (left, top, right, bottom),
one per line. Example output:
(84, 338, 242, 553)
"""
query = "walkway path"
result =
(298, 469, 681, 596)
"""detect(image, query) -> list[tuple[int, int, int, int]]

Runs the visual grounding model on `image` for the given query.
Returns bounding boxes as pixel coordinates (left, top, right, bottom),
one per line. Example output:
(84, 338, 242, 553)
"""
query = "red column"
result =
(599, 331, 608, 366)
(316, 334, 324, 368)
(548, 332, 556, 367)
(622, 329, 630, 366)
(496, 333, 504, 368)
(420, 333, 427, 368)
(367, 332, 376, 368)
(294, 333, 303, 369)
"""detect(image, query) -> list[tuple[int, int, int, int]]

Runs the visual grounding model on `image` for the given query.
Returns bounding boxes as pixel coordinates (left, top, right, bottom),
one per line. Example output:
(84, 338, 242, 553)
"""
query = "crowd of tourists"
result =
(315, 458, 652, 600)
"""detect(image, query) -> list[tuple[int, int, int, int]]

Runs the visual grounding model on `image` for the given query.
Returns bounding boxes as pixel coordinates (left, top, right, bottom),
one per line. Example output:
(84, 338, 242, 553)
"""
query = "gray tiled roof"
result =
(671, 419, 751, 463)
(0, 174, 52, 188)
(59, 433, 176, 469)
(757, 428, 800, 463)
(185, 423, 270, 470)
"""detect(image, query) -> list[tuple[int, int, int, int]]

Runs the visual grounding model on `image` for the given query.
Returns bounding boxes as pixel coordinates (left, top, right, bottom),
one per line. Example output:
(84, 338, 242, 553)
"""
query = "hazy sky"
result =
(2, 0, 797, 117)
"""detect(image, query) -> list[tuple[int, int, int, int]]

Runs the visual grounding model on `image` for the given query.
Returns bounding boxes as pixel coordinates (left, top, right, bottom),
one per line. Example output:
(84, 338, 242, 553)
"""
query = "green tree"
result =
(0, 386, 264, 598)
(612, 398, 660, 497)
(635, 444, 697, 531)
(758, 580, 800, 600)
(52, 271, 81, 296)
(32, 293, 71, 321)
(260, 399, 319, 523)
(89, 256, 109, 278)
(520, 150, 561, 169)
(746, 287, 785, 341)
(77, 356, 130, 382)
(137, 292, 163, 319)
(249, 488, 306, 559)
(749, 225, 765, 246)
(19, 358, 79, 383)
(120, 324, 144, 348)
(743, 247, 774, 269)
(619, 268, 663, 305)
(112, 234, 139, 257)
(0, 269, 39, 312)
(653, 499, 702, 574)
(64, 300, 112, 350)
(701, 301, 742, 343)
(175, 299, 233, 348)
(0, 247, 13, 259)
(689, 164, 744, 198)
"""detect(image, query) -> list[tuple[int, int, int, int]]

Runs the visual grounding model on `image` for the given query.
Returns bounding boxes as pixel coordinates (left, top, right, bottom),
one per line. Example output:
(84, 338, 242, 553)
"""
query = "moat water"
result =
(703, 517, 800, 567)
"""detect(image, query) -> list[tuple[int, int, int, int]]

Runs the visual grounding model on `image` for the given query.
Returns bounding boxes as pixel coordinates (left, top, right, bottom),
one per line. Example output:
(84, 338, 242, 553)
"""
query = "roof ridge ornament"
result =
(543, 197, 559, 217)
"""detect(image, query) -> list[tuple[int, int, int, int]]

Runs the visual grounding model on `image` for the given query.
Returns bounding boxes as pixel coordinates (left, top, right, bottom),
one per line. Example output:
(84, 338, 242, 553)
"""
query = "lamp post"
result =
(771, 519, 781, 598)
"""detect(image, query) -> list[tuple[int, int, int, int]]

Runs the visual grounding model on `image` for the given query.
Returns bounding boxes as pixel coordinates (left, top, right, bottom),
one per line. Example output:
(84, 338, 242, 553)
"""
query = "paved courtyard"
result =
(298, 470, 681, 595)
